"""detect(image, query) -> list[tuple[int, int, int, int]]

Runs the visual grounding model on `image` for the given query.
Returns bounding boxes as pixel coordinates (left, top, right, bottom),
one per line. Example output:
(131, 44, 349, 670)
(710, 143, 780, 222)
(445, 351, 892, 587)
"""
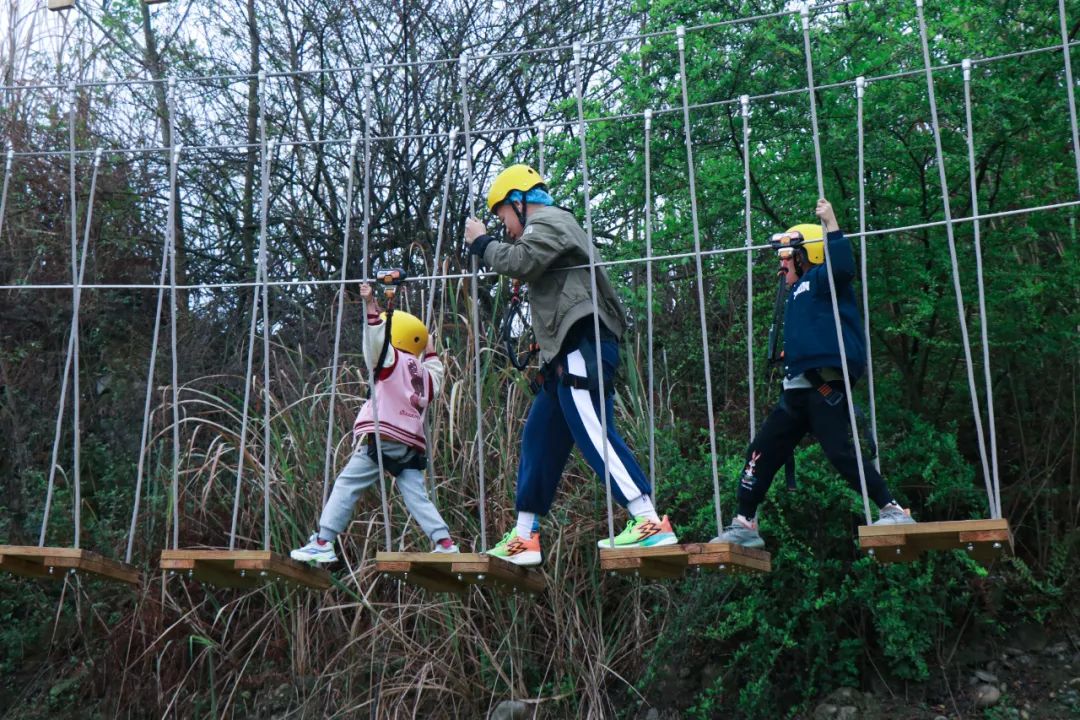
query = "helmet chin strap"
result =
(512, 199, 527, 232)
(793, 248, 810, 278)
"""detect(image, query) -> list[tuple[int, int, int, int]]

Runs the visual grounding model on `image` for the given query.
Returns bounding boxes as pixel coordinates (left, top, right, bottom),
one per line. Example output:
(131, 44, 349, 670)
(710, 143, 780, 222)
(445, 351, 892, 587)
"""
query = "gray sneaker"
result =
(872, 504, 915, 526)
(710, 520, 765, 549)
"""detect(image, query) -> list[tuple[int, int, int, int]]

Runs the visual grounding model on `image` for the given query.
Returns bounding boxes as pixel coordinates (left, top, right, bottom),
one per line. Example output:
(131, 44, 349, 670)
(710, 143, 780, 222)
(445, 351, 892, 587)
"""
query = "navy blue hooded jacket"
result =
(782, 229, 867, 382)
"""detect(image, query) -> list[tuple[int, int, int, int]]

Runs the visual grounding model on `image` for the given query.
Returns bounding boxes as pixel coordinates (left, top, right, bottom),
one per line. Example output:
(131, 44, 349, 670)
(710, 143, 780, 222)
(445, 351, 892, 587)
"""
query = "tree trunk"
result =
(239, 0, 261, 328)
(140, 3, 188, 310)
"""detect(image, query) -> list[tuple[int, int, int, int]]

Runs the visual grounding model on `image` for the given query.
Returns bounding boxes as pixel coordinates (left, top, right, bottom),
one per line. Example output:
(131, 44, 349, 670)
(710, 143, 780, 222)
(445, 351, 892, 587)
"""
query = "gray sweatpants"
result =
(319, 440, 450, 544)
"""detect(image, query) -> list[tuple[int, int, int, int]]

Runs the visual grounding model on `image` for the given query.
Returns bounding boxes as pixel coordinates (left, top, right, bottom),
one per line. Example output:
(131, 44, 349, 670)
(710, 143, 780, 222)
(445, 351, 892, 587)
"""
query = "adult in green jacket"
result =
(463, 164, 677, 566)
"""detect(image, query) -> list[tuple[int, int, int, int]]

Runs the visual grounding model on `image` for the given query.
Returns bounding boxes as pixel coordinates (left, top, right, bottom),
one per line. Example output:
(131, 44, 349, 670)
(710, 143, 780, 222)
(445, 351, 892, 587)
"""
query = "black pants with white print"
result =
(735, 386, 894, 520)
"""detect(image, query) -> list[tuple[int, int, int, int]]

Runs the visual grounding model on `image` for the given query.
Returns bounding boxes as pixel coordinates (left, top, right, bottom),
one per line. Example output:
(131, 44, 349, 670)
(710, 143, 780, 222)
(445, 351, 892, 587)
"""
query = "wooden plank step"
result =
(599, 545, 690, 579)
(159, 549, 331, 590)
(0, 546, 142, 585)
(374, 552, 545, 594)
(858, 519, 1012, 564)
(683, 542, 772, 574)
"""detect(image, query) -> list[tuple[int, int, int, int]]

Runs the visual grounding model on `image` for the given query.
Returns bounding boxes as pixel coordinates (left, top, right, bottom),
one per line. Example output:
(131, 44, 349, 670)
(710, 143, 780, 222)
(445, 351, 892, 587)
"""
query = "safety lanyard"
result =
(501, 278, 539, 371)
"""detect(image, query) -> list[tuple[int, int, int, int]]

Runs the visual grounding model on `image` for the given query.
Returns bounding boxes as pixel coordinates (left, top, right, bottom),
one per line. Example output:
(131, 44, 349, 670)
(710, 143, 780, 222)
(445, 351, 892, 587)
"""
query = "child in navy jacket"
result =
(714, 198, 915, 548)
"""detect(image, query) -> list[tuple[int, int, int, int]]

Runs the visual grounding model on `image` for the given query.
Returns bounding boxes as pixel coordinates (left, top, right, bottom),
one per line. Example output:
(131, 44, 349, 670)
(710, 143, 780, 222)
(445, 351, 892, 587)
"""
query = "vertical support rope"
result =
(260, 137, 275, 552)
(856, 76, 881, 474)
(914, 0, 994, 518)
(359, 64, 394, 553)
(460, 53, 488, 551)
(0, 147, 12, 241)
(962, 59, 1002, 519)
(322, 134, 360, 509)
(644, 110, 657, 496)
(676, 27, 724, 535)
(69, 84, 83, 548)
(424, 128, 458, 328)
(1059, 0, 1080, 194)
(127, 145, 180, 563)
(361, 65, 373, 291)
(40, 87, 78, 546)
(167, 77, 182, 549)
(573, 42, 618, 546)
(72, 148, 102, 549)
(230, 72, 265, 550)
(368, 64, 401, 714)
(800, 4, 873, 525)
(537, 122, 546, 177)
(52, 141, 102, 550)
(741, 94, 756, 438)
(39, 349, 75, 544)
(421, 127, 459, 511)
(39, 330, 75, 544)
(229, 251, 263, 548)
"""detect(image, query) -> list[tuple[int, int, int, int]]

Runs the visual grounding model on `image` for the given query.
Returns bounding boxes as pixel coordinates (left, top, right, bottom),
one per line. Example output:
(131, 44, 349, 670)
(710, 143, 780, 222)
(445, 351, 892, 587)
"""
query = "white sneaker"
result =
(290, 533, 337, 563)
(432, 542, 460, 554)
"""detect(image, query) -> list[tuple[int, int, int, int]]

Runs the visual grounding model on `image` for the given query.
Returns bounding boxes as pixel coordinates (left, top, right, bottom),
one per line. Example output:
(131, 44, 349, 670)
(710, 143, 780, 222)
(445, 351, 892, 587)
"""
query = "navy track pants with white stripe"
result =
(515, 341, 651, 515)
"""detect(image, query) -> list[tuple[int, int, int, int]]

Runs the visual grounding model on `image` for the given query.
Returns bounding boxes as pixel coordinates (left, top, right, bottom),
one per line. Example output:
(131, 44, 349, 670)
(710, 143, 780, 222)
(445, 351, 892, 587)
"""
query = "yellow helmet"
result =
(486, 164, 546, 212)
(381, 310, 428, 356)
(774, 223, 824, 265)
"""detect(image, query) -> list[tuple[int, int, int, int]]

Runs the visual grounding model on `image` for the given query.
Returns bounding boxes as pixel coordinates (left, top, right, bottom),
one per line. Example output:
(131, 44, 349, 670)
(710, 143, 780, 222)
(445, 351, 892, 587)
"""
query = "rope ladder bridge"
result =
(10, 0, 1074, 592)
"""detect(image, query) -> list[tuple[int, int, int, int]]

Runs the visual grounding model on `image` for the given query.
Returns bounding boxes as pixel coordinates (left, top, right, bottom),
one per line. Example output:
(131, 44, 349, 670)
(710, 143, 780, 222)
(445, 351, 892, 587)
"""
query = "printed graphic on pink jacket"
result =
(353, 353, 434, 451)
(408, 357, 425, 411)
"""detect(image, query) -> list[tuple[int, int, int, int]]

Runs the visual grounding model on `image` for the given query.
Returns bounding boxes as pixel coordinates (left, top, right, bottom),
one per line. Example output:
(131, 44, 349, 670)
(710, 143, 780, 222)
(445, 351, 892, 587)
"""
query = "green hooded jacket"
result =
(482, 205, 627, 363)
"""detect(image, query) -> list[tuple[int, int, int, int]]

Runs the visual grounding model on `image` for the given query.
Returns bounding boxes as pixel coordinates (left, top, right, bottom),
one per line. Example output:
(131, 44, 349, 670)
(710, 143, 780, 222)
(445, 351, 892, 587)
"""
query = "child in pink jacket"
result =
(291, 282, 457, 563)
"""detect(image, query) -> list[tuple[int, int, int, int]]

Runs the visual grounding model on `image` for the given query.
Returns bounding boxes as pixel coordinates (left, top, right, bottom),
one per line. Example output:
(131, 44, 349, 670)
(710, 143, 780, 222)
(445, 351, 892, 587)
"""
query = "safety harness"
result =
(364, 440, 427, 474)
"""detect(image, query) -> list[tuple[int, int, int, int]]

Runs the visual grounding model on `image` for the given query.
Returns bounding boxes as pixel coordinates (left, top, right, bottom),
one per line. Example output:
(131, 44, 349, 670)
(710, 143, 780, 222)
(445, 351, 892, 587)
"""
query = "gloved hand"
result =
(464, 217, 495, 257)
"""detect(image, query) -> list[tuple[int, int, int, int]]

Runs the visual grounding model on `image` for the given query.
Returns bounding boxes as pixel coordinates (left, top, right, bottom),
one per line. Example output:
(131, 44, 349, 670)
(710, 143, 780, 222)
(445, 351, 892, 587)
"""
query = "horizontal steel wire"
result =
(8, 37, 1076, 159)
(6, 0, 864, 90)
(4, 198, 1077, 293)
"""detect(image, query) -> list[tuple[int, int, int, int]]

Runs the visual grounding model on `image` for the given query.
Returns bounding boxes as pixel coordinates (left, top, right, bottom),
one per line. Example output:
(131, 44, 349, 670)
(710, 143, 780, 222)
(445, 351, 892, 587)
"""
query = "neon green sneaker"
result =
(485, 529, 541, 566)
(596, 515, 678, 549)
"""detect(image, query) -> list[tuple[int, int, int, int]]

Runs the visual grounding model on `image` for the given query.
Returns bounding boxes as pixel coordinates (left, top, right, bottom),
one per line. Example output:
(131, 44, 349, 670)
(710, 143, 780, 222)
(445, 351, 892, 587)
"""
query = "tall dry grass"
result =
(99, 276, 676, 719)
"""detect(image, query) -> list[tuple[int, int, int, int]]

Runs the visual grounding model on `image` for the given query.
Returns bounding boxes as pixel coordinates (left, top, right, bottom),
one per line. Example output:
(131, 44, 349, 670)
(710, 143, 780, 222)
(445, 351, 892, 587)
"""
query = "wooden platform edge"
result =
(857, 518, 1010, 539)
(598, 546, 689, 563)
(233, 554, 332, 590)
(373, 558, 470, 593)
(453, 556, 546, 593)
(0, 546, 141, 585)
(598, 545, 690, 579)
(373, 552, 545, 594)
(599, 543, 772, 576)
(0, 554, 53, 578)
(688, 543, 772, 574)
(158, 549, 331, 590)
(857, 519, 1013, 565)
(159, 549, 275, 561)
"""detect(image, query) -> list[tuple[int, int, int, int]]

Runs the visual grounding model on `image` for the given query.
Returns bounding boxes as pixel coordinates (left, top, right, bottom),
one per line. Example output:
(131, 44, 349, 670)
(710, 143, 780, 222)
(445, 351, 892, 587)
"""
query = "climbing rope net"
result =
(2, 0, 1074, 567)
